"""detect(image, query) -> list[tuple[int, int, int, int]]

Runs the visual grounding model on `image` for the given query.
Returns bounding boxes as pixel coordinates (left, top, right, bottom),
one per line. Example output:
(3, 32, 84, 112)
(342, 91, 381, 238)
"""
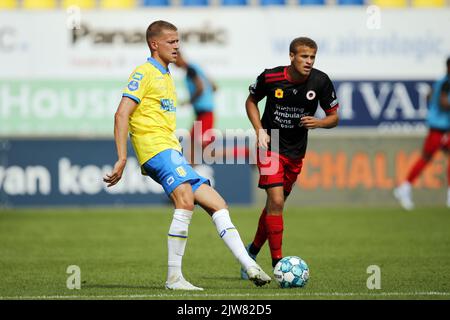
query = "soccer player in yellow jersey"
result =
(103, 20, 271, 290)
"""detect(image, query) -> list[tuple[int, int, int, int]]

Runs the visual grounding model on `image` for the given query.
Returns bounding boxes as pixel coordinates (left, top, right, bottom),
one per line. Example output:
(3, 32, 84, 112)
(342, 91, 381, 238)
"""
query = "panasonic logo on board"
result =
(71, 23, 228, 46)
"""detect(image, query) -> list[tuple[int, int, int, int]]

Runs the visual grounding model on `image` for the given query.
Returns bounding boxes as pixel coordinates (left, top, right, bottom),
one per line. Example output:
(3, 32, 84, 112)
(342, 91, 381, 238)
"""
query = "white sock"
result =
(212, 209, 256, 271)
(167, 209, 193, 283)
(400, 182, 412, 191)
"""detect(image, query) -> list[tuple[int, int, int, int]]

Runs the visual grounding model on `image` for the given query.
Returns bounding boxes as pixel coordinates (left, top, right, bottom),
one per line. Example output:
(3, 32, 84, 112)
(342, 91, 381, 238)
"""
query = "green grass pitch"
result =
(0, 206, 449, 300)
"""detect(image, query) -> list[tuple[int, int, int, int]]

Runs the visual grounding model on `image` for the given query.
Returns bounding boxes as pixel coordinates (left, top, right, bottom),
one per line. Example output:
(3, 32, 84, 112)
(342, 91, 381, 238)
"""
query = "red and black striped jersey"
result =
(249, 66, 339, 159)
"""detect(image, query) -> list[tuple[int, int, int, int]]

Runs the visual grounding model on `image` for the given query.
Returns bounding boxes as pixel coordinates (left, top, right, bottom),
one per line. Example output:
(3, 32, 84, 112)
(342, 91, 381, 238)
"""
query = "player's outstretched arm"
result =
(210, 78, 218, 92)
(440, 84, 450, 110)
(189, 74, 204, 105)
(300, 110, 339, 130)
(245, 95, 270, 149)
(103, 97, 138, 187)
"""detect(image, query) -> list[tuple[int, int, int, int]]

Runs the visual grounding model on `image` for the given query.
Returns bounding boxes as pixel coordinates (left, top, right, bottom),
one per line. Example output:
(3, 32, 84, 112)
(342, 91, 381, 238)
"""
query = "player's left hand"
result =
(103, 160, 126, 187)
(300, 116, 321, 129)
(177, 100, 191, 107)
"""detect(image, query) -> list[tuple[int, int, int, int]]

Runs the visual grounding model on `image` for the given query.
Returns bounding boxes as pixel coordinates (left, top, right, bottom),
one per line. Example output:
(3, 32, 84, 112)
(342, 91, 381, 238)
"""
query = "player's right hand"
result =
(103, 159, 126, 187)
(177, 99, 190, 107)
(257, 129, 270, 150)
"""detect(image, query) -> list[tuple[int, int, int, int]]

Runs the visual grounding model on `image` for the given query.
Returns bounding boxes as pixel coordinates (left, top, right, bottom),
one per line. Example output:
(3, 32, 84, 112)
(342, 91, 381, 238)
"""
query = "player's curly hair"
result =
(146, 20, 177, 44)
(289, 37, 318, 54)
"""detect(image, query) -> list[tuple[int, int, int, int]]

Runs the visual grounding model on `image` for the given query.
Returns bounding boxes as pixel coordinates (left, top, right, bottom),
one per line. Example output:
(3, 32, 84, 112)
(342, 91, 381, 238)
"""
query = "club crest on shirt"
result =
(128, 80, 139, 91)
(249, 82, 257, 95)
(176, 166, 187, 177)
(306, 90, 316, 100)
(275, 88, 284, 99)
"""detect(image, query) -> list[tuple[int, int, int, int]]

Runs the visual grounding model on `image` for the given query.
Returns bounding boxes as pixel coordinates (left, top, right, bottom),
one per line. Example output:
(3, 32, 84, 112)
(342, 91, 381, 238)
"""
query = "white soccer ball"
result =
(273, 256, 309, 288)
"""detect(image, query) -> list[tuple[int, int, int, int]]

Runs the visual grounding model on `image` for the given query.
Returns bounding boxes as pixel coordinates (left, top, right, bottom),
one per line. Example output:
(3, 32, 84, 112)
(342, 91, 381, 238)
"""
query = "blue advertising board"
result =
(0, 139, 252, 207)
(332, 80, 433, 130)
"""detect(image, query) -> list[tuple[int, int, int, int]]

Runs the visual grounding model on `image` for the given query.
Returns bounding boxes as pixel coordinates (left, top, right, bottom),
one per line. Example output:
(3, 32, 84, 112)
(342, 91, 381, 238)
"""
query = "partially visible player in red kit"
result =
(394, 57, 450, 210)
(241, 37, 339, 278)
(175, 51, 217, 165)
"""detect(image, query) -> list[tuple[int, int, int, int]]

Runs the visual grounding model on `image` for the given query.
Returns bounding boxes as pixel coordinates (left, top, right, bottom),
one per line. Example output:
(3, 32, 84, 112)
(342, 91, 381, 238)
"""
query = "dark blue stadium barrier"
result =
(143, 0, 170, 6)
(222, 0, 248, 5)
(260, 0, 286, 6)
(336, 0, 365, 5)
(299, 0, 326, 5)
(181, 0, 209, 6)
(0, 139, 253, 207)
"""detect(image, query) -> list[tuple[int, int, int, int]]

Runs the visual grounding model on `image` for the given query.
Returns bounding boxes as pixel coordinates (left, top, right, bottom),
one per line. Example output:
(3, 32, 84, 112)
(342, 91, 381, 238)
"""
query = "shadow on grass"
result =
(198, 276, 276, 290)
(82, 283, 162, 290)
(200, 276, 242, 281)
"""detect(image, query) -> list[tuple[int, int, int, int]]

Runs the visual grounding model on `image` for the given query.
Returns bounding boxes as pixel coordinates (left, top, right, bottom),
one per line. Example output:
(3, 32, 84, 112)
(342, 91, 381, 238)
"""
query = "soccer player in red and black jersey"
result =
(241, 37, 339, 278)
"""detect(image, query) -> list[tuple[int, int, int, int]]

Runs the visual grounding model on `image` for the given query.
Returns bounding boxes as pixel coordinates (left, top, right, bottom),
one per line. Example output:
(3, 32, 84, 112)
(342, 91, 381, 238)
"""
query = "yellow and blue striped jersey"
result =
(122, 57, 181, 165)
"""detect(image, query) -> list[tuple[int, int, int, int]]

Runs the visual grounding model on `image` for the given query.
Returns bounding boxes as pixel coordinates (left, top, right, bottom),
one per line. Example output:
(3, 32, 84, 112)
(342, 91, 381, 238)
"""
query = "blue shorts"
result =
(142, 149, 209, 196)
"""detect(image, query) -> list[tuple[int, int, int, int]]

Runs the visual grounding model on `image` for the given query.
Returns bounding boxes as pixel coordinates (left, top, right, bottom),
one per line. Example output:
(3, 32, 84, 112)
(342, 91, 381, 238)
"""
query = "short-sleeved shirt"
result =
(427, 75, 450, 130)
(249, 66, 339, 159)
(122, 57, 182, 166)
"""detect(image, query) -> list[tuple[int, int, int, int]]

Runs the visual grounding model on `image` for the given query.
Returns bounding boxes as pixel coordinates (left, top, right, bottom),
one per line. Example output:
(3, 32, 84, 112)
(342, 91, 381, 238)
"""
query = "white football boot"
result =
(245, 264, 271, 287)
(446, 188, 450, 208)
(393, 183, 414, 211)
(165, 276, 204, 291)
(240, 243, 257, 280)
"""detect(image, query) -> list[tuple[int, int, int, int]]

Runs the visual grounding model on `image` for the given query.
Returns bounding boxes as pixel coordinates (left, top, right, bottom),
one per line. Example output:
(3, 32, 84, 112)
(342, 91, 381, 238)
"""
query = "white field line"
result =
(1, 292, 449, 300)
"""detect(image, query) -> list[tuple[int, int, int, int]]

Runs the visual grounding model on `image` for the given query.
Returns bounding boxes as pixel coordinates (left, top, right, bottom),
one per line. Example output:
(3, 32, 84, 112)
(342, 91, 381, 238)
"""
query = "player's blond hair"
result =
(289, 37, 318, 54)
(146, 20, 177, 47)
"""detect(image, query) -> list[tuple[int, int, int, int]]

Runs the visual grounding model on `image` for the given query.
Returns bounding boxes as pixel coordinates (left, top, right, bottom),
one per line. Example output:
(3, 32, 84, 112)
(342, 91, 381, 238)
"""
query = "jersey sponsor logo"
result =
(249, 82, 257, 95)
(306, 90, 316, 100)
(128, 80, 139, 91)
(132, 72, 144, 81)
(160, 99, 175, 112)
(176, 166, 187, 177)
(166, 176, 175, 186)
(275, 88, 284, 99)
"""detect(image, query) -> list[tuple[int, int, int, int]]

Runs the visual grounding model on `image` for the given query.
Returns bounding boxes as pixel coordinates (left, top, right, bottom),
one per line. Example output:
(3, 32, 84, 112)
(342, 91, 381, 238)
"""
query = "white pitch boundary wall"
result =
(0, 8, 449, 137)
(0, 8, 449, 80)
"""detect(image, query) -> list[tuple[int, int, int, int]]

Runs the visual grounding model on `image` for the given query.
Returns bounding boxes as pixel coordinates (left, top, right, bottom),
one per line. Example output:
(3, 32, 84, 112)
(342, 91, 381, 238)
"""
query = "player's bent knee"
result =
(214, 201, 228, 212)
(171, 191, 195, 211)
(268, 198, 285, 214)
(202, 200, 228, 216)
(206, 201, 228, 215)
(174, 199, 195, 211)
